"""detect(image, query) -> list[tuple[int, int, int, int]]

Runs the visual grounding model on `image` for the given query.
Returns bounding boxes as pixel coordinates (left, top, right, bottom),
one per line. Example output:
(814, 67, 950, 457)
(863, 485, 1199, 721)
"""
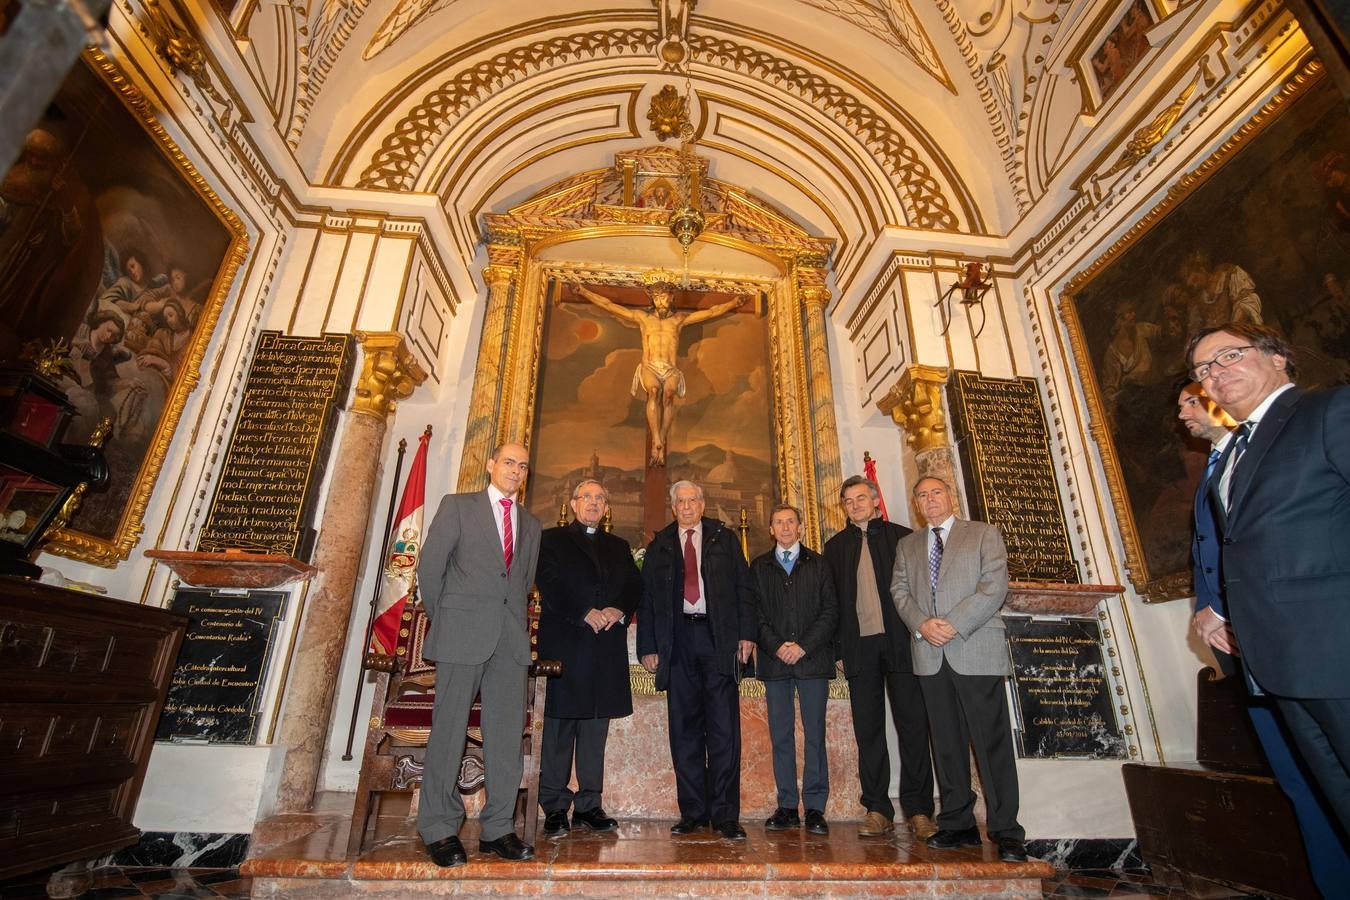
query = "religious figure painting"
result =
(1061, 66, 1350, 601)
(528, 276, 776, 559)
(1090, 0, 1154, 102)
(0, 51, 247, 564)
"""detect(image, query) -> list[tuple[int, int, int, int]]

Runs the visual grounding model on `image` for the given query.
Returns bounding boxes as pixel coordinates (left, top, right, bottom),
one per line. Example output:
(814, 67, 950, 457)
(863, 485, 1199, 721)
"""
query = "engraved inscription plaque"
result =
(155, 588, 286, 744)
(1004, 615, 1126, 759)
(196, 332, 353, 560)
(947, 372, 1077, 582)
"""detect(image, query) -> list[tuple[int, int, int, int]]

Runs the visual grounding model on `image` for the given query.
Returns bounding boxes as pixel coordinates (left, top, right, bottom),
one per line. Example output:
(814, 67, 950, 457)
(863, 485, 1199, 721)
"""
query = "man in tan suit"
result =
(891, 477, 1026, 863)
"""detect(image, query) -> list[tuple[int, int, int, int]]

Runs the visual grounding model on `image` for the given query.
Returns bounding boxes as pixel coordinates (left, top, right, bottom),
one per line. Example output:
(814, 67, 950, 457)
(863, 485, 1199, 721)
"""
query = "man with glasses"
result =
(1186, 322, 1350, 849)
(1177, 378, 1350, 895)
(535, 479, 642, 837)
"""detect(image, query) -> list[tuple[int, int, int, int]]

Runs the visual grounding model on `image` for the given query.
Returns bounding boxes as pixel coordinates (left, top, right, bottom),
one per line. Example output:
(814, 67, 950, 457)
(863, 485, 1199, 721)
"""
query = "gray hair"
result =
(571, 479, 608, 502)
(839, 474, 879, 501)
(912, 475, 954, 496)
(669, 480, 704, 504)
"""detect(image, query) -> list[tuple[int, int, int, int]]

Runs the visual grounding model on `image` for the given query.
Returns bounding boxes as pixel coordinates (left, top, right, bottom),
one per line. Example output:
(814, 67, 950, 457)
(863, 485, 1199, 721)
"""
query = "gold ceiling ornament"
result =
(654, 0, 696, 72)
(642, 269, 679, 289)
(138, 0, 234, 126)
(1099, 73, 1201, 180)
(647, 84, 691, 141)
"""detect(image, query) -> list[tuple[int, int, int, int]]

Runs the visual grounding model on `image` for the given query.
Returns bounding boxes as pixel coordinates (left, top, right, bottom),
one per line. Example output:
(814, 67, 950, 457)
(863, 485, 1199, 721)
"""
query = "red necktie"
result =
(500, 498, 514, 573)
(682, 528, 700, 604)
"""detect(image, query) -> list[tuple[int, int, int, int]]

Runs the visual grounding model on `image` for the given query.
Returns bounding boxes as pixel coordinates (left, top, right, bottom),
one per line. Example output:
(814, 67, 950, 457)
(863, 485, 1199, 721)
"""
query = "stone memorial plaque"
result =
(947, 371, 1077, 582)
(1004, 615, 1126, 759)
(155, 588, 286, 744)
(196, 332, 353, 561)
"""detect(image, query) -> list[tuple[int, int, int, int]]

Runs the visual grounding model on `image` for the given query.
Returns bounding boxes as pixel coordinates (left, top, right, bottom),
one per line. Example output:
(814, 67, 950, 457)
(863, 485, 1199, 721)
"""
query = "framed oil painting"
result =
(1071, 0, 1164, 113)
(0, 50, 248, 565)
(1060, 61, 1349, 601)
(528, 278, 776, 560)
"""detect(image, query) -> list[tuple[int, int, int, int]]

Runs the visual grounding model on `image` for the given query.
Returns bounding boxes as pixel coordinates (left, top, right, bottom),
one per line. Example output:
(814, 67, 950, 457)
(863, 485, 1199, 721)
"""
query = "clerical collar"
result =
(585, 525, 597, 534)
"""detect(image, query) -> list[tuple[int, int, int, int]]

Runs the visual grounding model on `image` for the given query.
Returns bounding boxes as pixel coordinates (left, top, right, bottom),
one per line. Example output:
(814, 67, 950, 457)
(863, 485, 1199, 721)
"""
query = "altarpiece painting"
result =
(1061, 61, 1349, 600)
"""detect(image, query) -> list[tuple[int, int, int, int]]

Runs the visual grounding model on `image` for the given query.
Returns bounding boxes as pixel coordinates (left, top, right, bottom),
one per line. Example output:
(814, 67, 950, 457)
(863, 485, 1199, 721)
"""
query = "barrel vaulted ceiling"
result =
(234, 0, 1212, 285)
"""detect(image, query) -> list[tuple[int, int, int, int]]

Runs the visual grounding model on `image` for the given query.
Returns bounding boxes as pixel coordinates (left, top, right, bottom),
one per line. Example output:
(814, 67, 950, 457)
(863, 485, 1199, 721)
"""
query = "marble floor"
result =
(0, 862, 1262, 899)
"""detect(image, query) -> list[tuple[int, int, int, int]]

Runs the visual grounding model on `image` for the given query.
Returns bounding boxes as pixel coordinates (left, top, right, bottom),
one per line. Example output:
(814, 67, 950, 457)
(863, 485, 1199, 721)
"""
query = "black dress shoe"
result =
(425, 835, 467, 867)
(764, 807, 800, 830)
(804, 809, 829, 835)
(714, 821, 747, 840)
(997, 836, 1028, 862)
(479, 832, 534, 860)
(573, 807, 618, 832)
(925, 826, 982, 850)
(543, 810, 570, 837)
(670, 818, 708, 834)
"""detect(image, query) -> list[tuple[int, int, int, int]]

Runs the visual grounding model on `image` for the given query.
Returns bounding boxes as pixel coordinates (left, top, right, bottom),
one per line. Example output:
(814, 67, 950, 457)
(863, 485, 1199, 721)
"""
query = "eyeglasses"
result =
(1190, 345, 1255, 382)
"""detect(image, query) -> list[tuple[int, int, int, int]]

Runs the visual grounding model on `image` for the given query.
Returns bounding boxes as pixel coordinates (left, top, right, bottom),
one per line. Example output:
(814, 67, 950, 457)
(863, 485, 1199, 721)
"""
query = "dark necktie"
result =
(1224, 421, 1254, 508)
(683, 528, 700, 603)
(499, 498, 514, 573)
(1204, 448, 1221, 482)
(929, 526, 944, 594)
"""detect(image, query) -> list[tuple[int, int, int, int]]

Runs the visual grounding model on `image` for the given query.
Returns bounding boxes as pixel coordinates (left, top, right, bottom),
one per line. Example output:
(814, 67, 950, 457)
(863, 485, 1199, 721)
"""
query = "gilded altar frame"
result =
(454, 146, 847, 546)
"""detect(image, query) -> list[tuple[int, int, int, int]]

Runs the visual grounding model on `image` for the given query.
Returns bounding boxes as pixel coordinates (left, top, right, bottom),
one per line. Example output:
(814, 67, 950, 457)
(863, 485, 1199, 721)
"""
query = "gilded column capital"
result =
(878, 364, 950, 454)
(796, 267, 831, 308)
(351, 332, 428, 420)
(483, 263, 517, 290)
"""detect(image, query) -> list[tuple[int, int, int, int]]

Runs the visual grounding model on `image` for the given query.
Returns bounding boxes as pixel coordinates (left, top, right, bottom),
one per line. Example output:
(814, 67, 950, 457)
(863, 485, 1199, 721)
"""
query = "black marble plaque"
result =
(195, 332, 353, 560)
(155, 589, 286, 744)
(1005, 615, 1126, 759)
(947, 371, 1077, 581)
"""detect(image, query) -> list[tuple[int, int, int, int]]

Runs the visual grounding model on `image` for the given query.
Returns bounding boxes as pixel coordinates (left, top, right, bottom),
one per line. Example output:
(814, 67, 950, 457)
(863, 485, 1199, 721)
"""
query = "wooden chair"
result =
(347, 590, 560, 855)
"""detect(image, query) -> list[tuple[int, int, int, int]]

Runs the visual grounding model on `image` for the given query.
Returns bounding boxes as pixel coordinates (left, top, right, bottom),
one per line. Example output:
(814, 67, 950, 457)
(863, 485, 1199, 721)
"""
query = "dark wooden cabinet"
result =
(0, 578, 186, 879)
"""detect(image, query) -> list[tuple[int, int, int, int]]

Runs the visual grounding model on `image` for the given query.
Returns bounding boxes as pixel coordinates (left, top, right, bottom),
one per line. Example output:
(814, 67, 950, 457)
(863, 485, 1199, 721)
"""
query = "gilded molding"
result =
(878, 364, 950, 454)
(138, 0, 234, 126)
(647, 84, 691, 140)
(1100, 75, 1200, 179)
(351, 332, 428, 420)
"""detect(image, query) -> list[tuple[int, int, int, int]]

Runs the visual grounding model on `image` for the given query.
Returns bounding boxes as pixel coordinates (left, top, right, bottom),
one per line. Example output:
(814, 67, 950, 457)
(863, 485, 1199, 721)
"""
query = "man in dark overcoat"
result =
(637, 479, 758, 839)
(752, 504, 839, 835)
(823, 474, 936, 840)
(535, 478, 642, 837)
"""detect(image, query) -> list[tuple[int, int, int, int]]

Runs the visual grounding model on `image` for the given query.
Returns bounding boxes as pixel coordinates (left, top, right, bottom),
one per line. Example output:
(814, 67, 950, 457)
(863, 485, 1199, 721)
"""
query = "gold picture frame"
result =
(1069, 0, 1168, 115)
(1059, 58, 1343, 601)
(0, 50, 249, 566)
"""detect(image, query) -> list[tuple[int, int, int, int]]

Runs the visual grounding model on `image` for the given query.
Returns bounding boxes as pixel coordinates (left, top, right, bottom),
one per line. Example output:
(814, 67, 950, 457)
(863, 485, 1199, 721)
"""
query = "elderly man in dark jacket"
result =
(752, 504, 839, 835)
(637, 480, 758, 840)
(535, 479, 642, 837)
(823, 475, 936, 840)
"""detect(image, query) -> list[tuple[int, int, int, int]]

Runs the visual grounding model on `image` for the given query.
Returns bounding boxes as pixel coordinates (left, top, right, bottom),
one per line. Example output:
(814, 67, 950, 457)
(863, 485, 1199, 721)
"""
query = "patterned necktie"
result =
(499, 498, 514, 573)
(781, 549, 793, 574)
(1204, 448, 1221, 481)
(929, 526, 944, 594)
(683, 529, 700, 603)
(1224, 421, 1254, 508)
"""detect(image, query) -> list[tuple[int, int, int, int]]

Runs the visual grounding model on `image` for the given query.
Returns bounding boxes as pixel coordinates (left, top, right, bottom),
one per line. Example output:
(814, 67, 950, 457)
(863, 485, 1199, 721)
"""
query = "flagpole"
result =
(341, 435, 411, 761)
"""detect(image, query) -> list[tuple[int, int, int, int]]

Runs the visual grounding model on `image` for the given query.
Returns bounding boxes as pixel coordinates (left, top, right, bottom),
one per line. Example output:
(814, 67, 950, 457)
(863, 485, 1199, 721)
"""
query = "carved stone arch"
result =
(330, 27, 977, 233)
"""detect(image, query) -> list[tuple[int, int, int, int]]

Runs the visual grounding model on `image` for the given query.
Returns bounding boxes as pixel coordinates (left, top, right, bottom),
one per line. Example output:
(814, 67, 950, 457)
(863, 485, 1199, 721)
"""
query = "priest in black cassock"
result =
(534, 478, 643, 837)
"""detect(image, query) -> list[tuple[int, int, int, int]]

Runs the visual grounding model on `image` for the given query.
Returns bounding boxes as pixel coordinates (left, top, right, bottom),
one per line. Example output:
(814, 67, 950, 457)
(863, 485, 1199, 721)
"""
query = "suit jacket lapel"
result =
(1227, 388, 1300, 526)
(567, 522, 600, 567)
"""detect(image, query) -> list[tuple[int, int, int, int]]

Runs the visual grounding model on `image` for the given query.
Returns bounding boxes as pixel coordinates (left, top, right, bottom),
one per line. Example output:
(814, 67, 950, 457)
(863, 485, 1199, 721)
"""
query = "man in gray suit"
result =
(891, 476, 1026, 863)
(415, 442, 542, 866)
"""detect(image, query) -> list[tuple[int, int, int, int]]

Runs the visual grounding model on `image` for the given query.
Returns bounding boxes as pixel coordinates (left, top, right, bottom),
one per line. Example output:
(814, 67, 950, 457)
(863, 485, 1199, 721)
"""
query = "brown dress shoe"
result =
(857, 810, 894, 836)
(907, 814, 939, 841)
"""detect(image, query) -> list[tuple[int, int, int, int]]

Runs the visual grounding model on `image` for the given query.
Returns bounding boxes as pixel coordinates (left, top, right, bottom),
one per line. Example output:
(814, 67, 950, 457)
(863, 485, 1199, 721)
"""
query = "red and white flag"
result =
(370, 429, 430, 655)
(862, 452, 890, 522)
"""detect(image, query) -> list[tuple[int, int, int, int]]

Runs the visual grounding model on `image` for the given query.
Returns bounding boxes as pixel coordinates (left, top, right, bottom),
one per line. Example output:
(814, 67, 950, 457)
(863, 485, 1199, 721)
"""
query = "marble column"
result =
(798, 265, 847, 538)
(457, 251, 520, 492)
(877, 364, 963, 516)
(271, 332, 427, 814)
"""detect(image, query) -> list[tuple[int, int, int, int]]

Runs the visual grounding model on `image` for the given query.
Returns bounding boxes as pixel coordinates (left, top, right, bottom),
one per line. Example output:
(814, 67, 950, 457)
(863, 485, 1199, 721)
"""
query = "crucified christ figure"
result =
(572, 280, 746, 467)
